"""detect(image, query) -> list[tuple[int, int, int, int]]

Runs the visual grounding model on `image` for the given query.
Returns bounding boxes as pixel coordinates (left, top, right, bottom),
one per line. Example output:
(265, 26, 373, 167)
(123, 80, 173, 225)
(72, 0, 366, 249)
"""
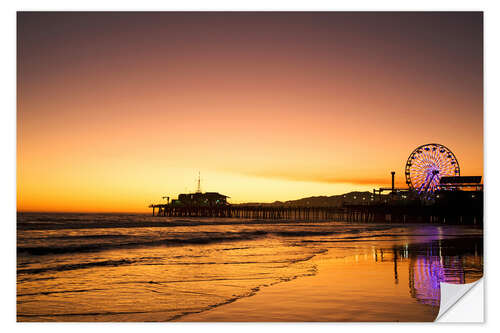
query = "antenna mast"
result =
(196, 172, 202, 193)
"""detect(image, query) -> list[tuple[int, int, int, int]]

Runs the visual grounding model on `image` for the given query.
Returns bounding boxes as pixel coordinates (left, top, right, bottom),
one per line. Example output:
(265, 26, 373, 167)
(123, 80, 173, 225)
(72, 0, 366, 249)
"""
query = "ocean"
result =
(17, 213, 483, 322)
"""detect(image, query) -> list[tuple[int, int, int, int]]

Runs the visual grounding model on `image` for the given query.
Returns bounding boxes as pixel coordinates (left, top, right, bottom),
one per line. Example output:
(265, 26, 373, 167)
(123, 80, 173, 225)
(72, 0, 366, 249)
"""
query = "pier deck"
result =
(148, 203, 482, 225)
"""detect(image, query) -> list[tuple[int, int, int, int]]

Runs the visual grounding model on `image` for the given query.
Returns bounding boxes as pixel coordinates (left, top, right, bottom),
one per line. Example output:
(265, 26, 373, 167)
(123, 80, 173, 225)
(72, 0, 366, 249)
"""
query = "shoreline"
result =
(177, 235, 482, 322)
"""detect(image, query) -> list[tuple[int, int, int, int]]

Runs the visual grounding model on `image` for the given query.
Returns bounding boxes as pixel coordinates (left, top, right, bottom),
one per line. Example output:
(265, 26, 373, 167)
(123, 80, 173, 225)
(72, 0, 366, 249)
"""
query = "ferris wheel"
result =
(405, 143, 460, 194)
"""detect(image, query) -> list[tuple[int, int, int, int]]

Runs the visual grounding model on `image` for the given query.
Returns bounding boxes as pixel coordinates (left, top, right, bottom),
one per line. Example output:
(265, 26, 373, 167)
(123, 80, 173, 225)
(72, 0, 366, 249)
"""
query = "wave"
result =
(17, 230, 269, 256)
(274, 230, 344, 237)
(17, 259, 137, 275)
(17, 253, 320, 275)
(16, 224, 429, 256)
(16, 226, 389, 256)
(18, 288, 106, 297)
(50, 235, 129, 240)
(17, 308, 197, 318)
(17, 217, 279, 230)
(16, 216, 392, 231)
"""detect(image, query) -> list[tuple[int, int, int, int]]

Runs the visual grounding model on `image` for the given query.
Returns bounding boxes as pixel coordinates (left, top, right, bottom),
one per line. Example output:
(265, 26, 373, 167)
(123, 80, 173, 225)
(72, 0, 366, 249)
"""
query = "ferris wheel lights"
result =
(405, 143, 460, 194)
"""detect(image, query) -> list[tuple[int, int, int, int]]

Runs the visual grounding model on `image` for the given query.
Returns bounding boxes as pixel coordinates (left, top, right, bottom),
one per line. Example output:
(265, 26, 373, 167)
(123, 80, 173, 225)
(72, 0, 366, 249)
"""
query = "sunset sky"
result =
(17, 12, 483, 213)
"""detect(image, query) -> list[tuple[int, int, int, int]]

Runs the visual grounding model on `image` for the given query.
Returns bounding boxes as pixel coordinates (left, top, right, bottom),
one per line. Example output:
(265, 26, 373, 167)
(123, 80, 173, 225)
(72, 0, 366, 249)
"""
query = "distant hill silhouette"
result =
(238, 191, 389, 207)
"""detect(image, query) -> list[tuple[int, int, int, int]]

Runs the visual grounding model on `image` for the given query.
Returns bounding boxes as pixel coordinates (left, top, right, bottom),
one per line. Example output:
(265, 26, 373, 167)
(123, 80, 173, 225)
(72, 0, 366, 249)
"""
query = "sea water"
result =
(17, 213, 483, 322)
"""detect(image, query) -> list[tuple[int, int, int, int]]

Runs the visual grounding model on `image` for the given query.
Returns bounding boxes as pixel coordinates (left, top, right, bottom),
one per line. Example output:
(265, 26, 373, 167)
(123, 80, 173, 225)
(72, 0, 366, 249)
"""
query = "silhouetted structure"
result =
(149, 143, 483, 225)
(149, 200, 482, 225)
(391, 171, 395, 193)
(437, 176, 483, 191)
(170, 192, 229, 207)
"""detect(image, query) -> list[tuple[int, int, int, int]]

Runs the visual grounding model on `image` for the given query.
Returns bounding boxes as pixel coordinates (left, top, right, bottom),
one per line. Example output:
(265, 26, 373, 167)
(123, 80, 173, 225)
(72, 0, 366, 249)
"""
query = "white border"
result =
(3, 1, 499, 331)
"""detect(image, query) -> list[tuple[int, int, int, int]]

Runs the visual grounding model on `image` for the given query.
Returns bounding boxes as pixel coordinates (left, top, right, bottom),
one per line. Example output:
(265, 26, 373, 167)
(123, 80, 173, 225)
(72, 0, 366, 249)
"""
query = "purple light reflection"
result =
(409, 255, 465, 306)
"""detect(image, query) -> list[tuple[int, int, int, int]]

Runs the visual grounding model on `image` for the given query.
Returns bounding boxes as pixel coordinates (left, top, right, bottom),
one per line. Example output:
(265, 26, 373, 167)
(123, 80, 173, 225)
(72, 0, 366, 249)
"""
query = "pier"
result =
(149, 162, 483, 225)
(149, 202, 483, 225)
(150, 205, 377, 222)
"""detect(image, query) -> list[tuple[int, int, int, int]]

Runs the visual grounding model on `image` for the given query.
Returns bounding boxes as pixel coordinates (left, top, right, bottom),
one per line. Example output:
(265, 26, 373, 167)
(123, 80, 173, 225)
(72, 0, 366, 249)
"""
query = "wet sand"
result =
(180, 237, 482, 322)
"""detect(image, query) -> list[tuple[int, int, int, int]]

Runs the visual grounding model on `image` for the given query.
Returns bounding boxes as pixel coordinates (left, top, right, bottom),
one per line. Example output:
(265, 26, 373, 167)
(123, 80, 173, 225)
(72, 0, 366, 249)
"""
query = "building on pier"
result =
(171, 191, 229, 207)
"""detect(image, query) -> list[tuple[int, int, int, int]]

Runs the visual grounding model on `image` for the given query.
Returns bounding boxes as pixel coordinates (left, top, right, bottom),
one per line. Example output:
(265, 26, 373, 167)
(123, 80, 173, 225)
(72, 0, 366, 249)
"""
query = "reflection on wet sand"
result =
(373, 238, 482, 307)
(407, 239, 482, 306)
(184, 236, 482, 322)
(369, 237, 483, 308)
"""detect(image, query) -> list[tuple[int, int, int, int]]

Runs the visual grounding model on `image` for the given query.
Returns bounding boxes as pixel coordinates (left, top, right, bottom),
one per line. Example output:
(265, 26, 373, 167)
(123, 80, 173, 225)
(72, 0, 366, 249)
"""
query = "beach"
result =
(181, 236, 481, 321)
(17, 213, 483, 322)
